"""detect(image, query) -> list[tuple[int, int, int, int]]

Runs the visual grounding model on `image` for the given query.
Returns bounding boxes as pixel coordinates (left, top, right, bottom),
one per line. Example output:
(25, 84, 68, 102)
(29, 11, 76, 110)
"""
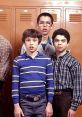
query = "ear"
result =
(51, 26, 52, 29)
(35, 23, 38, 29)
(67, 43, 69, 48)
(50, 24, 53, 29)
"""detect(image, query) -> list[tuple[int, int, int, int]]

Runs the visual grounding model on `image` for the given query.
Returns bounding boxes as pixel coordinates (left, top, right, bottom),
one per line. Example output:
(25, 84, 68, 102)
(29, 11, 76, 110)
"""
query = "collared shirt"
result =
(37, 37, 55, 57)
(52, 51, 82, 110)
(12, 52, 54, 104)
(20, 37, 55, 57)
(0, 35, 12, 81)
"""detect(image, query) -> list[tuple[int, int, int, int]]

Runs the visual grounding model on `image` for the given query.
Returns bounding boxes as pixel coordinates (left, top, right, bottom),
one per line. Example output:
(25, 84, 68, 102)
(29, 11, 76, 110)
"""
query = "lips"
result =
(57, 46, 63, 49)
(43, 29, 47, 32)
(29, 46, 34, 49)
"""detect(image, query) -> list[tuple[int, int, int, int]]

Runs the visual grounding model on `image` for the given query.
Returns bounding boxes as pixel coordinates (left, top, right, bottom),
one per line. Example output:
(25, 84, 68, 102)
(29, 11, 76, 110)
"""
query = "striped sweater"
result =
(12, 52, 54, 104)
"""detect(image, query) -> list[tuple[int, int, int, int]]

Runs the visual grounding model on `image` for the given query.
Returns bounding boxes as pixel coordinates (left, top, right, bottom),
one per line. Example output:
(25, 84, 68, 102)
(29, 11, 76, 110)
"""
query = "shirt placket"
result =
(54, 58, 61, 90)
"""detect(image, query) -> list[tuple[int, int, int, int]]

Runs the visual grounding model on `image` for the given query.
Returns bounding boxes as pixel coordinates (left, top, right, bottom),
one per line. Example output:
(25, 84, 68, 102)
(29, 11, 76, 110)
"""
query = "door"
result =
(15, 8, 37, 56)
(64, 7, 82, 65)
(64, 7, 82, 117)
(0, 8, 12, 42)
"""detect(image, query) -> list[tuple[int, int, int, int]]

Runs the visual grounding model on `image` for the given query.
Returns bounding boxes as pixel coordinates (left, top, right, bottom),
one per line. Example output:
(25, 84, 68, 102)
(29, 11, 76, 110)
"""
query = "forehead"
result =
(39, 16, 51, 22)
(25, 37, 38, 40)
(55, 35, 67, 40)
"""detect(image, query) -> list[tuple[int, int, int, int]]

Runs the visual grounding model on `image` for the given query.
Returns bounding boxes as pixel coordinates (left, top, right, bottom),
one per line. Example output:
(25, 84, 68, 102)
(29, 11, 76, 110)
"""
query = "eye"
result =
(54, 39, 59, 42)
(39, 21, 51, 26)
(25, 38, 30, 42)
(46, 21, 51, 26)
(33, 39, 37, 42)
(61, 39, 66, 43)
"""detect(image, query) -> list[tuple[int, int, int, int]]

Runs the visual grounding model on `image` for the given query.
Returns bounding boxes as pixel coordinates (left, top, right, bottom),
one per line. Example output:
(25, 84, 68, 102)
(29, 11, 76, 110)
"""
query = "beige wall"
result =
(0, 1, 82, 117)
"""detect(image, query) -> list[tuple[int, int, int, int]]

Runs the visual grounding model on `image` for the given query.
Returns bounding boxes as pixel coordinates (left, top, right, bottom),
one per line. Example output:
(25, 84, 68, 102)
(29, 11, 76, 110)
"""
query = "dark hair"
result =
(52, 28, 70, 43)
(22, 29, 42, 43)
(37, 12, 53, 24)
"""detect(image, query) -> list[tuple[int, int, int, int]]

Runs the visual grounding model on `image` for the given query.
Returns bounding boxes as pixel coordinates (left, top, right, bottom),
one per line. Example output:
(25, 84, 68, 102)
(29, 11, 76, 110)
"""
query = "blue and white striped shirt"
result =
(12, 52, 54, 104)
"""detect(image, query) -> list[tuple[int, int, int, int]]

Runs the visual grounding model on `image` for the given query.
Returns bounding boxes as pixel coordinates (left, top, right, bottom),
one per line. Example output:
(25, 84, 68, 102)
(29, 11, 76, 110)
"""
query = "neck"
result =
(56, 50, 67, 58)
(42, 35, 48, 40)
(41, 35, 49, 43)
(27, 51, 38, 59)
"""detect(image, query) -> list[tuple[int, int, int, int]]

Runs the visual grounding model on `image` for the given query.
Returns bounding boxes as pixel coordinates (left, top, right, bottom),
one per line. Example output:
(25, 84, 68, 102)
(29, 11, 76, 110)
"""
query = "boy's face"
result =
(25, 37, 39, 54)
(53, 35, 69, 53)
(37, 16, 52, 36)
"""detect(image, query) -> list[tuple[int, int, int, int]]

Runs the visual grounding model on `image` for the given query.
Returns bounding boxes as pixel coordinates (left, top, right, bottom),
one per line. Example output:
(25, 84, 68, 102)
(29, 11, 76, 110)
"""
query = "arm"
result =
(46, 102, 53, 117)
(68, 61, 82, 117)
(46, 59, 54, 117)
(12, 59, 24, 117)
(14, 103, 24, 117)
(0, 42, 12, 80)
(12, 59, 20, 104)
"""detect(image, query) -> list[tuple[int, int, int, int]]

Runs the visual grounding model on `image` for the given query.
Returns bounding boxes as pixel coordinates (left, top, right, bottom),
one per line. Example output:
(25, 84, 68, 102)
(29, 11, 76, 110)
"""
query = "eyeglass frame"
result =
(38, 21, 52, 27)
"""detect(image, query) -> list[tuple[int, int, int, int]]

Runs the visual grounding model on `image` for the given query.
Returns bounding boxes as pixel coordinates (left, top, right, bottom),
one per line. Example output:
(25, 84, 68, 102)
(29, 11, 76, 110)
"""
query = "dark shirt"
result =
(52, 51, 82, 110)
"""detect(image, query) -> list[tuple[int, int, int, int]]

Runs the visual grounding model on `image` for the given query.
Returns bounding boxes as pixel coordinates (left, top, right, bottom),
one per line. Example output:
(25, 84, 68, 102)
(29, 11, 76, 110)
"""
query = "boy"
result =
(21, 12, 55, 57)
(52, 28, 82, 117)
(12, 29, 54, 117)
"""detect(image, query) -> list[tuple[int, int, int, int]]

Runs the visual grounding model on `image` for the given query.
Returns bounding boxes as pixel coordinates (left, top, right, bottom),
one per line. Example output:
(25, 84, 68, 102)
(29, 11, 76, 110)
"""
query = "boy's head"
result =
(52, 28, 70, 53)
(37, 12, 53, 25)
(52, 28, 70, 44)
(37, 12, 54, 36)
(22, 29, 42, 54)
(22, 29, 42, 44)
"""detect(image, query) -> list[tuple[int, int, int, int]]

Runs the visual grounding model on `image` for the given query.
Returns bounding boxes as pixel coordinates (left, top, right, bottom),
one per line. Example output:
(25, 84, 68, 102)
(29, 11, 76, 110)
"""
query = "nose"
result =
(30, 40, 33, 44)
(58, 41, 62, 44)
(43, 22, 47, 27)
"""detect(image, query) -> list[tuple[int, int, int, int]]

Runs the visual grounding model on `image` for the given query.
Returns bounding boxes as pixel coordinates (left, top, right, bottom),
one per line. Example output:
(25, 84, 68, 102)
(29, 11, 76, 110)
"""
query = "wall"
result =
(0, 1, 82, 117)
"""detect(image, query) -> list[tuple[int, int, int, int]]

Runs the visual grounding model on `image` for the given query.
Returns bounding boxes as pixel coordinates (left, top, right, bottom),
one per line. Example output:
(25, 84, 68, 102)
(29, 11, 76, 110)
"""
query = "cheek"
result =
(36, 42, 39, 47)
(53, 42, 57, 47)
(25, 43, 29, 48)
(38, 26, 43, 31)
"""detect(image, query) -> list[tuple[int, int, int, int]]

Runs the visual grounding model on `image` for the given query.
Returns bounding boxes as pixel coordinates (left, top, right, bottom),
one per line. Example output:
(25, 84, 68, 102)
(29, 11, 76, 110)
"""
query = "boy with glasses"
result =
(21, 12, 55, 57)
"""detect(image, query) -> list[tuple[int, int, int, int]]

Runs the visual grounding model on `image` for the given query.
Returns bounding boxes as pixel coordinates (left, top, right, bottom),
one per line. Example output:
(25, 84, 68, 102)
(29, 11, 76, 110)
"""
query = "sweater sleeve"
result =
(46, 59, 54, 103)
(12, 59, 20, 104)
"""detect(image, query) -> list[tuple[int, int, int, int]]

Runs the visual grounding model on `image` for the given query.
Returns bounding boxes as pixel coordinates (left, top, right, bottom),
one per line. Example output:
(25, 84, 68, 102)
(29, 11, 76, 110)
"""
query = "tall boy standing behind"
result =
(21, 12, 55, 57)
(52, 28, 82, 117)
(12, 29, 54, 117)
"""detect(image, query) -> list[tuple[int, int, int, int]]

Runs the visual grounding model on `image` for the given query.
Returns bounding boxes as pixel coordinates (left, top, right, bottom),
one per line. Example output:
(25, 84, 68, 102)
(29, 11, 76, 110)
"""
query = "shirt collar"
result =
(53, 50, 70, 60)
(47, 36, 52, 45)
(22, 51, 43, 59)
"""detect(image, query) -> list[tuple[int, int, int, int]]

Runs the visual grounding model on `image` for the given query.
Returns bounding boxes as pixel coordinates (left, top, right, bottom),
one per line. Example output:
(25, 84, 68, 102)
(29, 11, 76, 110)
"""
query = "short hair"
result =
(52, 28, 70, 43)
(22, 29, 42, 43)
(37, 12, 54, 24)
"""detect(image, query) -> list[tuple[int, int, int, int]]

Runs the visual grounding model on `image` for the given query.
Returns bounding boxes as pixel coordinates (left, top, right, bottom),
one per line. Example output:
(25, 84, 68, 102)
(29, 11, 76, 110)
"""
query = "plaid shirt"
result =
(52, 51, 82, 110)
(0, 35, 12, 81)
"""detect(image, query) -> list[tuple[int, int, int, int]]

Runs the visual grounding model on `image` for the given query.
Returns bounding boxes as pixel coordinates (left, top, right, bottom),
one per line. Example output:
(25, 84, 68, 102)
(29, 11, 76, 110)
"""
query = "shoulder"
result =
(66, 53, 81, 68)
(0, 35, 12, 47)
(14, 54, 25, 62)
(38, 53, 52, 66)
(38, 52, 51, 60)
(48, 37, 53, 43)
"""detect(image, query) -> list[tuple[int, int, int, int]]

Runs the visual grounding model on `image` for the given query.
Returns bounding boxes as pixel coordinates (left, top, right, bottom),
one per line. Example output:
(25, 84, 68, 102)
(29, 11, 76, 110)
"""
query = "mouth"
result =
(43, 29, 47, 32)
(57, 46, 63, 49)
(29, 46, 34, 49)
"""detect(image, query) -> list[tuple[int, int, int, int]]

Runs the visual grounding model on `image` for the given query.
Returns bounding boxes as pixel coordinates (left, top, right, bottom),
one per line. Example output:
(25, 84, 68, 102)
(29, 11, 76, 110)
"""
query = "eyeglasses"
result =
(38, 21, 52, 27)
